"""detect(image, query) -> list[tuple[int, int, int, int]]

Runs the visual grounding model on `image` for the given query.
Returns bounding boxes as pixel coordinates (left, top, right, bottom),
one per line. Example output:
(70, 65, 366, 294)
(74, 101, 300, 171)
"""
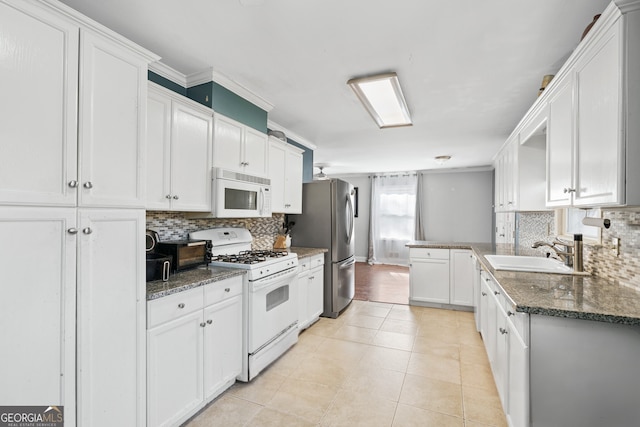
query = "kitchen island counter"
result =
(146, 267, 246, 301)
(407, 241, 640, 325)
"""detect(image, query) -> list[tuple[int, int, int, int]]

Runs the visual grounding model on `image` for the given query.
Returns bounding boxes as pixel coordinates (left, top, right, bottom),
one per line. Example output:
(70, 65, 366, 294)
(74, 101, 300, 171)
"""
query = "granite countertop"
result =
(407, 241, 640, 325)
(288, 246, 328, 258)
(146, 267, 246, 301)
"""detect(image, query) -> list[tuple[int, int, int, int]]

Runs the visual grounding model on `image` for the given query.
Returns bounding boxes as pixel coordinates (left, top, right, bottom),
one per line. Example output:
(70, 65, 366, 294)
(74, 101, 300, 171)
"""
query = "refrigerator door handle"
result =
(346, 194, 354, 244)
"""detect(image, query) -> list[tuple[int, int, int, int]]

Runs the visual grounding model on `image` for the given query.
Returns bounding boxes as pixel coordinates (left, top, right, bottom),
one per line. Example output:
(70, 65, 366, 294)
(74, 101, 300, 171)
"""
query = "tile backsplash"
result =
(517, 209, 640, 291)
(146, 211, 286, 250)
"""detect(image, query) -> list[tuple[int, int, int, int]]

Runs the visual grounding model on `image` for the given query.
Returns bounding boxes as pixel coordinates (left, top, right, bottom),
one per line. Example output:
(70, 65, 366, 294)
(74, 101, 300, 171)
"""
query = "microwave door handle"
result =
(162, 261, 170, 281)
(259, 187, 265, 215)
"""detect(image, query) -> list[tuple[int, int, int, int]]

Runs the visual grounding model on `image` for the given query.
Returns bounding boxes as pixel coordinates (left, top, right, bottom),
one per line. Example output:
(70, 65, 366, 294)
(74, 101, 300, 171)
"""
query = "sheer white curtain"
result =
(367, 173, 418, 266)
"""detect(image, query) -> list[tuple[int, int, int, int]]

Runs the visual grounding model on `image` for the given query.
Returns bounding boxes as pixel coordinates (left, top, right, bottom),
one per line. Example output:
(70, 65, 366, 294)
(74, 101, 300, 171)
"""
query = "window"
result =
(557, 207, 601, 243)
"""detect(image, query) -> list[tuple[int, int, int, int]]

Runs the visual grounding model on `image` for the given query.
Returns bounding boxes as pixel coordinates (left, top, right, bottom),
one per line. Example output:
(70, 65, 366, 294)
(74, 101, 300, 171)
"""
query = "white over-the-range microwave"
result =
(187, 167, 272, 218)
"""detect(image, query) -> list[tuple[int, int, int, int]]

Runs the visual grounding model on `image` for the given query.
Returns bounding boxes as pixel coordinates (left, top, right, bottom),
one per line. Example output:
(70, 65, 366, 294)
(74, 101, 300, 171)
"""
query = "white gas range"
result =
(189, 227, 299, 382)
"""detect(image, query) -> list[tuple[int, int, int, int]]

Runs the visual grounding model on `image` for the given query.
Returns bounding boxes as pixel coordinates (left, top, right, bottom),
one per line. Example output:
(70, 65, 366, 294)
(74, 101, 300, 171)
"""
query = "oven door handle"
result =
(251, 268, 298, 292)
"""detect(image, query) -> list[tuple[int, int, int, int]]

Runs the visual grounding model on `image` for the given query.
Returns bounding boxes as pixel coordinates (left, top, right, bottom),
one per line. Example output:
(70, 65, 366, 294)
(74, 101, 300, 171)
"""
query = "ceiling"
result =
(60, 0, 610, 175)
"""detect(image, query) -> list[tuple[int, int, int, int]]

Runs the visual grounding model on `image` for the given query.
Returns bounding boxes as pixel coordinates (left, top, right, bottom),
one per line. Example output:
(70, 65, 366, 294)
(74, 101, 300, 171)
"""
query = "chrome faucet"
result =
(532, 235, 584, 273)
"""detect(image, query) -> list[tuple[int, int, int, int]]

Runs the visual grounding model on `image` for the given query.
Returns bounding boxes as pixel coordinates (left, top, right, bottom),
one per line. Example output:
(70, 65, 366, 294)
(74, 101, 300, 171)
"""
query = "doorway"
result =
(354, 262, 409, 305)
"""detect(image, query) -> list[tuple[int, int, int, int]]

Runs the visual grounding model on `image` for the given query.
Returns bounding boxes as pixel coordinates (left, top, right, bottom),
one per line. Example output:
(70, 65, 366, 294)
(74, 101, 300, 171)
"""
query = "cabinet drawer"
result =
(148, 287, 204, 329)
(410, 248, 449, 260)
(204, 275, 243, 306)
(298, 257, 310, 272)
(311, 254, 325, 268)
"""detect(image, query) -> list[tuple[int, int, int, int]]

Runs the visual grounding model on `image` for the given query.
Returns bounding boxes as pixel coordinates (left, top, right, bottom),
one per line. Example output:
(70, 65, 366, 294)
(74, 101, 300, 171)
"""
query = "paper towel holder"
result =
(582, 216, 611, 229)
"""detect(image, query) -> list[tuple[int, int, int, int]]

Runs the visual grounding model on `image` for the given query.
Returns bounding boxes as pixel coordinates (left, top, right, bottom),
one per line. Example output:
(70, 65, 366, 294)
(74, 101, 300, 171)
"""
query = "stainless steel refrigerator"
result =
(290, 179, 355, 318)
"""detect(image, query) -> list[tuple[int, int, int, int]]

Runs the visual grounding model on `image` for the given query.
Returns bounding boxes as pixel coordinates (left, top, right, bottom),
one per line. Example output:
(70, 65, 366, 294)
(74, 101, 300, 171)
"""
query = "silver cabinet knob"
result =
(224, 288, 230, 292)
(67, 228, 78, 235)
(172, 195, 179, 200)
(83, 181, 93, 189)
(485, 278, 490, 282)
(499, 327, 508, 335)
(200, 322, 206, 327)
(68, 180, 78, 188)
(481, 292, 487, 296)
(82, 227, 92, 234)
(206, 319, 213, 325)
(507, 311, 514, 316)
(166, 195, 172, 199)
(178, 303, 185, 309)
(494, 291, 500, 295)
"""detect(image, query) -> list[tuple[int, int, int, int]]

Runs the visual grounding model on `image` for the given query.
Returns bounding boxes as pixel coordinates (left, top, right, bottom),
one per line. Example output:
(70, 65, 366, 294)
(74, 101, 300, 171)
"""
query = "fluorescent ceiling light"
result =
(347, 72, 412, 128)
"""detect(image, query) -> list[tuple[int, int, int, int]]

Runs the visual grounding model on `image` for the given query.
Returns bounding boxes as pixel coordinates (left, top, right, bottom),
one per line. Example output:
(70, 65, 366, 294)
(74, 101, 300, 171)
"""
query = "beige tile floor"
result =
(184, 300, 507, 427)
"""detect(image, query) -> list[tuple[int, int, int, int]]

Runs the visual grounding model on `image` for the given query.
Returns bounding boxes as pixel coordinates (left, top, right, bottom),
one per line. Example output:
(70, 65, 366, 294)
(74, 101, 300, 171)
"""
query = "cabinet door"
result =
(0, 1, 78, 206)
(308, 266, 325, 322)
(0, 208, 76, 417)
(574, 20, 622, 206)
(479, 274, 490, 339)
(203, 294, 243, 400)
(494, 152, 504, 211)
(170, 102, 213, 211)
(146, 88, 172, 210)
(77, 209, 146, 427)
(494, 304, 508, 406)
(505, 141, 518, 210)
(506, 317, 529, 427)
(147, 310, 204, 427)
(546, 73, 574, 207)
(268, 140, 287, 212)
(79, 30, 148, 208)
(482, 279, 497, 367)
(285, 149, 304, 213)
(450, 250, 474, 306)
(213, 114, 243, 172)
(244, 127, 268, 177)
(409, 258, 450, 304)
(297, 270, 310, 329)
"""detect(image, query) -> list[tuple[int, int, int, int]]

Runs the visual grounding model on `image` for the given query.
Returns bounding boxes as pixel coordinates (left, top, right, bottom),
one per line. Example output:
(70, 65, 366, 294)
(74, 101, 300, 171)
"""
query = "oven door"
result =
(248, 268, 298, 353)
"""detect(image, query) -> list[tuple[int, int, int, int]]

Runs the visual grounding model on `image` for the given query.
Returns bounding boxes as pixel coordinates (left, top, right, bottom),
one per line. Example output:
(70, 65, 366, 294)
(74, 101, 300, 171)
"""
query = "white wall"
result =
(335, 168, 493, 261)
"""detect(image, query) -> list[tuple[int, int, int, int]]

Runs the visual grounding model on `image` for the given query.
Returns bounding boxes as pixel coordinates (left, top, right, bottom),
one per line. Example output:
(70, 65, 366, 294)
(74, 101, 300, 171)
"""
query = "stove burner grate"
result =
(211, 250, 289, 264)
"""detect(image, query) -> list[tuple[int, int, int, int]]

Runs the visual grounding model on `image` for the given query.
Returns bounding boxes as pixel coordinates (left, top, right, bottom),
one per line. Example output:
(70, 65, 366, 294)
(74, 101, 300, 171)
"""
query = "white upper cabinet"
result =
(147, 83, 213, 211)
(268, 137, 304, 213)
(573, 18, 622, 206)
(0, 1, 79, 206)
(0, 0, 156, 209)
(546, 72, 574, 207)
(213, 114, 268, 177)
(78, 30, 149, 208)
(543, 4, 640, 207)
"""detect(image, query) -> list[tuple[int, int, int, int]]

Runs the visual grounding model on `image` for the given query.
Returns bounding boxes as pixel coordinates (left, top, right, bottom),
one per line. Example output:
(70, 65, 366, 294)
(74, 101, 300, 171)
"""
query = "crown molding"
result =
(39, 0, 160, 62)
(186, 68, 274, 112)
(148, 61, 188, 87)
(267, 120, 317, 150)
(614, 0, 640, 13)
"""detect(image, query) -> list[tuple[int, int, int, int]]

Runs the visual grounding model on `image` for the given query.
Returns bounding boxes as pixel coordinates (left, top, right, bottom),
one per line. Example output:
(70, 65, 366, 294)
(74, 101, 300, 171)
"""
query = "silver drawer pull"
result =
(82, 227, 92, 235)
(83, 181, 93, 189)
(178, 303, 185, 309)
(225, 288, 230, 292)
(67, 228, 78, 235)
(68, 180, 78, 188)
(206, 319, 213, 325)
(200, 322, 206, 327)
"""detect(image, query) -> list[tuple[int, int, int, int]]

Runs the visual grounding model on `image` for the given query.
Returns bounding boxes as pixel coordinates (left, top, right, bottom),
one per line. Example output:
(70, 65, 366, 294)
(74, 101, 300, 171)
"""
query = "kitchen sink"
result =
(484, 255, 574, 275)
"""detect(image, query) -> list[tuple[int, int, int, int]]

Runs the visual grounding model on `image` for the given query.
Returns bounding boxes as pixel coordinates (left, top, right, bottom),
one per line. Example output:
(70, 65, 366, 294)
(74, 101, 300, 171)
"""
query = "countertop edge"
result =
(407, 241, 640, 325)
(146, 268, 246, 301)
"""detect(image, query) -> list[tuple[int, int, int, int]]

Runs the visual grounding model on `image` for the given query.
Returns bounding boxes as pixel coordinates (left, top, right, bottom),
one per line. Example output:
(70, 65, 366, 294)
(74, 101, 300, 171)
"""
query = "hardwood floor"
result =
(354, 262, 410, 305)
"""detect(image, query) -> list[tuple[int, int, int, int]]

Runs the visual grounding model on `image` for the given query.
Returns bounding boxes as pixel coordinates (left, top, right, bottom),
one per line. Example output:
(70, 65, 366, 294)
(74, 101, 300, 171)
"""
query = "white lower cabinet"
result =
(479, 268, 530, 427)
(147, 276, 243, 427)
(409, 248, 474, 308)
(297, 254, 325, 330)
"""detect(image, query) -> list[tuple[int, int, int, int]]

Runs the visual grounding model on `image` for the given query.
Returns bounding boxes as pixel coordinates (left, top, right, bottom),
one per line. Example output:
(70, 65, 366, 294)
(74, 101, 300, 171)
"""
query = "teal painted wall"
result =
(212, 83, 267, 133)
(185, 82, 267, 133)
(148, 71, 187, 96)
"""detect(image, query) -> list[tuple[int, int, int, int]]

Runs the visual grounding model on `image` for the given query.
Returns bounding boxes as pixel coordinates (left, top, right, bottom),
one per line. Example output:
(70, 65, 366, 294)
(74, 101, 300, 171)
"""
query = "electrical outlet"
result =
(612, 237, 620, 257)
